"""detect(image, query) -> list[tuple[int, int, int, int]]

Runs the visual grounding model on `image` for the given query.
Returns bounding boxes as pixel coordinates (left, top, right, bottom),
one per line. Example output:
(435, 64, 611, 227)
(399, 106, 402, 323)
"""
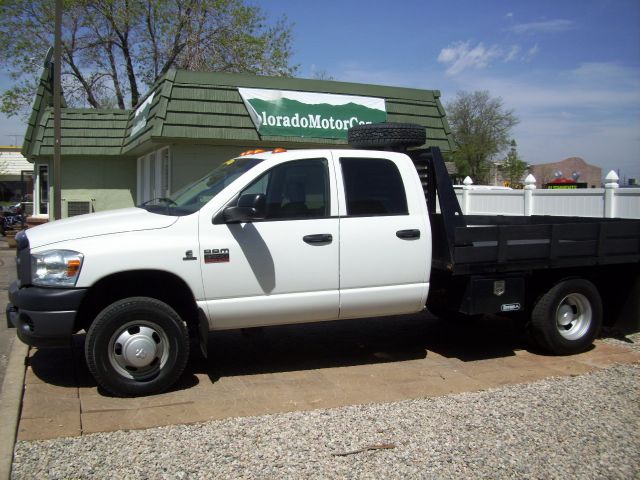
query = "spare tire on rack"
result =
(348, 122, 426, 150)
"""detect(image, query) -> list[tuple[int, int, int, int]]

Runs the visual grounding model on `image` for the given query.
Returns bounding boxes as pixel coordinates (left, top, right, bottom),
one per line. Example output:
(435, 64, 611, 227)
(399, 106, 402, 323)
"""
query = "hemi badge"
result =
(183, 250, 197, 261)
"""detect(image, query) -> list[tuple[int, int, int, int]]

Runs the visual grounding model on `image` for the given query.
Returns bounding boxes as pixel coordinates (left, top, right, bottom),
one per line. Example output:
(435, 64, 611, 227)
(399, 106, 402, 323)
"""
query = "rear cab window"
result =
(340, 157, 409, 216)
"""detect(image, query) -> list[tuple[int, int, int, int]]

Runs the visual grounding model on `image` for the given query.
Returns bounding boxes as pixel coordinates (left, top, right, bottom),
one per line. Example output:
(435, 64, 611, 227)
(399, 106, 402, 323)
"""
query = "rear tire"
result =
(85, 297, 189, 396)
(528, 279, 602, 354)
(348, 122, 426, 149)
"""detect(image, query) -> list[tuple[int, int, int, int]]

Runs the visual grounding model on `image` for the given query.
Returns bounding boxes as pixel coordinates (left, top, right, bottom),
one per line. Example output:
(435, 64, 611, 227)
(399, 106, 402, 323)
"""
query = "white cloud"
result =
(334, 61, 440, 88)
(439, 41, 541, 72)
(568, 62, 638, 86)
(504, 45, 521, 62)
(441, 62, 640, 110)
(437, 41, 502, 76)
(525, 44, 540, 60)
(461, 76, 639, 112)
(509, 19, 574, 34)
(505, 12, 514, 18)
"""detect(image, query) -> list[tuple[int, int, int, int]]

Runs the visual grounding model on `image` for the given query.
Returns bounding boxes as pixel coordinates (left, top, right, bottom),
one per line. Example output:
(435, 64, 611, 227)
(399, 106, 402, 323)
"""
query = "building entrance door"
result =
(137, 147, 170, 204)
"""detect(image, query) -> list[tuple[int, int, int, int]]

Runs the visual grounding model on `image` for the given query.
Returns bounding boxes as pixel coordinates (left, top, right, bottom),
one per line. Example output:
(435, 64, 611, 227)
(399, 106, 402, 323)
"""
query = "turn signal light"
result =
(67, 259, 82, 277)
(272, 148, 287, 153)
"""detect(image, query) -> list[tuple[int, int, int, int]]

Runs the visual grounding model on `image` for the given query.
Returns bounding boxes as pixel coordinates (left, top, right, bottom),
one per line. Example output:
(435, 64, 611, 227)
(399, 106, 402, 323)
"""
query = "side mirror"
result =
(223, 193, 266, 223)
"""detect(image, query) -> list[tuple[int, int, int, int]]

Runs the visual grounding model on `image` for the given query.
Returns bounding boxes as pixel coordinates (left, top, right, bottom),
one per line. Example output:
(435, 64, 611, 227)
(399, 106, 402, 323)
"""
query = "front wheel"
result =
(85, 297, 189, 396)
(528, 279, 602, 355)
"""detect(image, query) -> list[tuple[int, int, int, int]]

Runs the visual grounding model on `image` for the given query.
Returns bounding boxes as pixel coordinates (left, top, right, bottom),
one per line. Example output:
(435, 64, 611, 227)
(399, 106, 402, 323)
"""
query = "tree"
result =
(500, 139, 527, 187)
(534, 165, 555, 186)
(446, 90, 519, 184)
(0, 0, 297, 117)
(311, 70, 334, 81)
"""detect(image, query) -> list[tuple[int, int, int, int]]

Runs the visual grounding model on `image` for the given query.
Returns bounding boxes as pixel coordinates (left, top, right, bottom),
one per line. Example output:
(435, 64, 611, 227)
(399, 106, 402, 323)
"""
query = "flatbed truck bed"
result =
(409, 145, 640, 338)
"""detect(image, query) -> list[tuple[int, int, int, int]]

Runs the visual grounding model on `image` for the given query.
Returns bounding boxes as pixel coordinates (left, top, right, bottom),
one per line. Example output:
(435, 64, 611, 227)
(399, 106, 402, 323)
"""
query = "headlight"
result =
(31, 250, 84, 287)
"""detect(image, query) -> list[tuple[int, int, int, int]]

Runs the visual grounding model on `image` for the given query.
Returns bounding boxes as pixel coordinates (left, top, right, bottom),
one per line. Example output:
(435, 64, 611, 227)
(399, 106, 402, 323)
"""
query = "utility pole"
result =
(9, 134, 21, 147)
(53, 0, 62, 220)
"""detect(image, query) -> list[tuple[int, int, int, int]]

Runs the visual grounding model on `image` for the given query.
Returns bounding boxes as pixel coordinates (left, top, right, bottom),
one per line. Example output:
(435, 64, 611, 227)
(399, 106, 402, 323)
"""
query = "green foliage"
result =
(0, 0, 297, 117)
(500, 139, 527, 186)
(446, 90, 519, 184)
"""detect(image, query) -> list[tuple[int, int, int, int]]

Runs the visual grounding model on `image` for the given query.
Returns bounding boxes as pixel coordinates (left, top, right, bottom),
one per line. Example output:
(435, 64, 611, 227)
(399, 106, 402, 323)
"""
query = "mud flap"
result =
(612, 274, 640, 334)
(197, 308, 209, 358)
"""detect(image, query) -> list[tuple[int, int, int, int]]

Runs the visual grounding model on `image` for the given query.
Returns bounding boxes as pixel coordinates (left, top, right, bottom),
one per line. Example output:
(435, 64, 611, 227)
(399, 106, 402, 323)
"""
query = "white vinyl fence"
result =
(453, 171, 640, 219)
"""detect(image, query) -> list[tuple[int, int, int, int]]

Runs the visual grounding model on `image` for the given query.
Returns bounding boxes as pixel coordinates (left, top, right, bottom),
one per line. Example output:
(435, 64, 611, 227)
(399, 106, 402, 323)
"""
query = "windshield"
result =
(140, 157, 263, 216)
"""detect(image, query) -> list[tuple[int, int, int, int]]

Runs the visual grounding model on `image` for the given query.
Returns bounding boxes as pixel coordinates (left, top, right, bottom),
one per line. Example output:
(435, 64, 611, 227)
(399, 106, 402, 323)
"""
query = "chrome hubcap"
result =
(555, 293, 592, 341)
(108, 321, 169, 380)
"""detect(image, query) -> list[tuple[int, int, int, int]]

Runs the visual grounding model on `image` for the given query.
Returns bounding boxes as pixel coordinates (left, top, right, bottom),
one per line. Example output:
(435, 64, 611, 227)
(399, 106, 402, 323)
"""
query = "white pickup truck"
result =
(7, 123, 640, 396)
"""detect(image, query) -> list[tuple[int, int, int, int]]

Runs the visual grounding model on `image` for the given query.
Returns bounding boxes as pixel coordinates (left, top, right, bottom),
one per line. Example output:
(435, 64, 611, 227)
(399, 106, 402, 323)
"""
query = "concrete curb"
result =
(0, 338, 27, 480)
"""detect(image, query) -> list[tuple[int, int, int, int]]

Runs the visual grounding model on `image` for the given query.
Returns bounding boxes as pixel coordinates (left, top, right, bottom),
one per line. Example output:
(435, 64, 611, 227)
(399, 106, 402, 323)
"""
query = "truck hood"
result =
(25, 208, 180, 248)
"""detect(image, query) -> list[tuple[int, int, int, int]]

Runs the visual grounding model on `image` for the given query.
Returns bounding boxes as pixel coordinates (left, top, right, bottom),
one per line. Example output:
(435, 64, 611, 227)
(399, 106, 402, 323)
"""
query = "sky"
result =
(1, 0, 638, 182)
(263, 0, 640, 182)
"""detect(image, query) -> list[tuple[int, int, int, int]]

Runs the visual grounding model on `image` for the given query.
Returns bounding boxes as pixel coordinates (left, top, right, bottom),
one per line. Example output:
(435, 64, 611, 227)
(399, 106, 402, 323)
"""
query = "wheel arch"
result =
(529, 267, 634, 328)
(528, 270, 598, 309)
(75, 269, 200, 333)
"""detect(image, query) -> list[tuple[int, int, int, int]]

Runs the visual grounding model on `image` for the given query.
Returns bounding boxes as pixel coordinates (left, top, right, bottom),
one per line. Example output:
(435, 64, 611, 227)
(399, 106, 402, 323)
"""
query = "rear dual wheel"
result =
(529, 279, 602, 355)
(85, 297, 189, 397)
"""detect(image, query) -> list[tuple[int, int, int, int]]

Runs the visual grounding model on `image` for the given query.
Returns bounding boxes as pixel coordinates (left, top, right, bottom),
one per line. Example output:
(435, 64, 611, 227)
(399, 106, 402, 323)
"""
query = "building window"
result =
(34, 164, 49, 215)
(137, 147, 171, 204)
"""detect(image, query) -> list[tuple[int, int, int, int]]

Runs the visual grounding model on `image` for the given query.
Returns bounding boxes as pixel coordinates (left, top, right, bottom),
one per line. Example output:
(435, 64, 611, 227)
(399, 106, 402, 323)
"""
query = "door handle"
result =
(396, 229, 420, 239)
(303, 234, 333, 244)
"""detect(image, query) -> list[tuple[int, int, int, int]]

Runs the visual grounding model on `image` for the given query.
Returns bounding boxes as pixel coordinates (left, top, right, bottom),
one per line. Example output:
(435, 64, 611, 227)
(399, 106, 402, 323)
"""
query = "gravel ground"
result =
(603, 331, 640, 353)
(12, 358, 640, 480)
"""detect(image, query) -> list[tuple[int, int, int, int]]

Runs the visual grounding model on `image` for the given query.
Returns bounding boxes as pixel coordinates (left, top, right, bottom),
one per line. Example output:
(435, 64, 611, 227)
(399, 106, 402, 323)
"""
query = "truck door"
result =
(337, 153, 431, 319)
(199, 157, 340, 329)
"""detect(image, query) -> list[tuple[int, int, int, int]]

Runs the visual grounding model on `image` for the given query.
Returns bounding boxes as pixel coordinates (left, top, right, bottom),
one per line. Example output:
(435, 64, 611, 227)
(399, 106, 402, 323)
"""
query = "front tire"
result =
(529, 279, 602, 355)
(85, 297, 189, 396)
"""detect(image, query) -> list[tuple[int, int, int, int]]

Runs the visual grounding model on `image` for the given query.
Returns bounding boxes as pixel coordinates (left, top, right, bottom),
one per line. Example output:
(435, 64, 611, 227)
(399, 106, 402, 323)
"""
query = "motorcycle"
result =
(1, 203, 26, 236)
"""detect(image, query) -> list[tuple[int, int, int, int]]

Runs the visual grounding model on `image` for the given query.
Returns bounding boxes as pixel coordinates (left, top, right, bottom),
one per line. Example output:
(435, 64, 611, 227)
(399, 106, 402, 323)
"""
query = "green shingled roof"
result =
(24, 109, 130, 157)
(22, 54, 129, 158)
(23, 68, 454, 159)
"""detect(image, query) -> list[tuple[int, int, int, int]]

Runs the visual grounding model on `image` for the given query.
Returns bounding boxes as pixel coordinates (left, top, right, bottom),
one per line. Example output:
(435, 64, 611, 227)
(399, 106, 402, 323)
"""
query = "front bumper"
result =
(7, 281, 87, 347)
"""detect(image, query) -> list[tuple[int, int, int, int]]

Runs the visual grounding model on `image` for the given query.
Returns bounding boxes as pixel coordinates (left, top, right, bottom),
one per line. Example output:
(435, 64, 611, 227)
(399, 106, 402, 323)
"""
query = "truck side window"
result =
(240, 158, 330, 220)
(340, 158, 409, 216)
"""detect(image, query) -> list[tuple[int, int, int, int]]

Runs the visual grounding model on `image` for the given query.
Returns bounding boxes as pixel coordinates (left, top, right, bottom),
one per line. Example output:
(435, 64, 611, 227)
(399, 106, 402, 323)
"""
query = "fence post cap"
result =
(605, 170, 619, 181)
(605, 170, 619, 188)
(463, 176, 473, 187)
(524, 174, 537, 190)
